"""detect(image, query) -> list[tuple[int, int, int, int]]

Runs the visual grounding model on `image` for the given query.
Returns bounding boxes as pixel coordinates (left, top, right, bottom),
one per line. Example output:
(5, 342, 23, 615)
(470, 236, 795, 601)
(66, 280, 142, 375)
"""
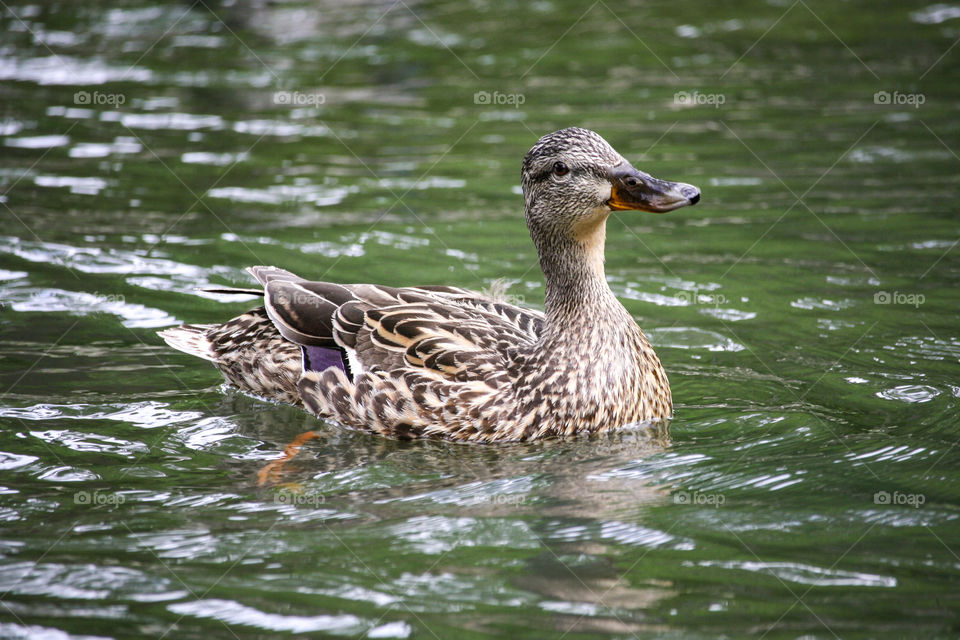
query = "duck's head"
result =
(521, 127, 700, 245)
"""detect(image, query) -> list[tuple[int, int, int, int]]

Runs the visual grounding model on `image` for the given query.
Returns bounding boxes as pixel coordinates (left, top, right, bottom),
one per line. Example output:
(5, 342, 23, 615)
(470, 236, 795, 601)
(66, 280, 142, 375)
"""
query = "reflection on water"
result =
(1, 0, 958, 637)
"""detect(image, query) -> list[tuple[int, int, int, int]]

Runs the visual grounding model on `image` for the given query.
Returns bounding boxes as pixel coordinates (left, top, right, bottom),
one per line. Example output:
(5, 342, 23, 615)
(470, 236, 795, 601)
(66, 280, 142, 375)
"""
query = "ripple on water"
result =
(847, 445, 931, 463)
(0, 236, 233, 278)
(0, 268, 28, 281)
(547, 520, 691, 550)
(388, 515, 539, 554)
(36, 466, 98, 482)
(380, 476, 536, 508)
(207, 182, 356, 207)
(173, 417, 271, 460)
(540, 600, 602, 616)
(719, 472, 803, 492)
(390, 570, 528, 609)
(26, 430, 147, 458)
(0, 121, 24, 135)
(599, 521, 694, 549)
(99, 110, 224, 131)
(4, 135, 70, 149)
(700, 307, 757, 321)
(877, 385, 941, 403)
(174, 417, 242, 451)
(0, 401, 202, 430)
(367, 621, 413, 638)
(588, 452, 710, 480)
(646, 327, 745, 352)
(0, 452, 39, 470)
(0, 621, 112, 640)
(33, 175, 107, 195)
(0, 562, 182, 600)
(708, 176, 763, 186)
(68, 137, 141, 158)
(891, 335, 960, 362)
(128, 529, 219, 560)
(911, 3, 960, 23)
(46, 106, 96, 119)
(0, 236, 259, 320)
(790, 296, 855, 310)
(848, 146, 917, 163)
(232, 119, 331, 137)
(181, 151, 249, 165)
(0, 55, 152, 85)
(167, 599, 367, 635)
(696, 560, 897, 587)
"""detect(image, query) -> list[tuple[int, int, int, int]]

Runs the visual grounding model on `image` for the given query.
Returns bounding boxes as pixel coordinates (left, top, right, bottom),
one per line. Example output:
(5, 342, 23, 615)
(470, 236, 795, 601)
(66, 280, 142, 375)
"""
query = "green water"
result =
(1, 1, 958, 637)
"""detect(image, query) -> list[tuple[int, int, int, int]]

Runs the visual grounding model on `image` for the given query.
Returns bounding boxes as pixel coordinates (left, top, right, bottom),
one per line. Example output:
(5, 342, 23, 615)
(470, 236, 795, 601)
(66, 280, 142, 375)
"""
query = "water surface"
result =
(1, 1, 958, 638)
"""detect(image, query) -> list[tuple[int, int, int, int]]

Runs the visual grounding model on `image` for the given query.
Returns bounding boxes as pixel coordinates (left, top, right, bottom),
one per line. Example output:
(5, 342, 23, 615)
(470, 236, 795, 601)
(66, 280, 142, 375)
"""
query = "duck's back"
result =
(160, 266, 557, 440)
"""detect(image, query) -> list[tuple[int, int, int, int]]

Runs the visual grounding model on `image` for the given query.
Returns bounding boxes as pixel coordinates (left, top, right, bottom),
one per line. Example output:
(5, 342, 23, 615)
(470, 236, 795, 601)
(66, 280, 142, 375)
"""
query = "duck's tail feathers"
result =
(158, 325, 219, 362)
(197, 286, 265, 296)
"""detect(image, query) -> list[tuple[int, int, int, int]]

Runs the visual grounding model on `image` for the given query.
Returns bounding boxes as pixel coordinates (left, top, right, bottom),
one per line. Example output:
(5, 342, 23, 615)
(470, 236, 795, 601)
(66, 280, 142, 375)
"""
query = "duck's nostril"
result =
(681, 186, 700, 203)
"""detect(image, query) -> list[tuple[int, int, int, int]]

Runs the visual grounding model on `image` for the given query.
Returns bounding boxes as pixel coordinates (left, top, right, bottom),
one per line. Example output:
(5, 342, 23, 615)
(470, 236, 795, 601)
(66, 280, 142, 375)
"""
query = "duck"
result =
(159, 127, 700, 442)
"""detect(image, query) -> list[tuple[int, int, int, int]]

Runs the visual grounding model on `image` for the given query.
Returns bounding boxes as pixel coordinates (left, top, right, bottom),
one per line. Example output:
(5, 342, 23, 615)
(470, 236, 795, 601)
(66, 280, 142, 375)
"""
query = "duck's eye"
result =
(553, 161, 569, 177)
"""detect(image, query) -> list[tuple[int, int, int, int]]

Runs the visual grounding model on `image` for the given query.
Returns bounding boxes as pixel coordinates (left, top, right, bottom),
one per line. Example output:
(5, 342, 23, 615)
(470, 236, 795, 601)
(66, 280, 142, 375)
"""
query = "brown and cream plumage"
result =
(159, 127, 700, 442)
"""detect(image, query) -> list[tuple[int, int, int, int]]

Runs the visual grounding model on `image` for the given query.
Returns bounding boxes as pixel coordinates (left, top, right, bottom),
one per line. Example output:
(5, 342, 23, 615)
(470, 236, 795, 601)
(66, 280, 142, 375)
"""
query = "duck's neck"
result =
(534, 213, 623, 330)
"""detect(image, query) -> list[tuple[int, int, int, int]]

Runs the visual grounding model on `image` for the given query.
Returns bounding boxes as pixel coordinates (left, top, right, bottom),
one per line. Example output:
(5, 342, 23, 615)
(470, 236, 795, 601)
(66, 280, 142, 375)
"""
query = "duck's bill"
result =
(606, 164, 700, 213)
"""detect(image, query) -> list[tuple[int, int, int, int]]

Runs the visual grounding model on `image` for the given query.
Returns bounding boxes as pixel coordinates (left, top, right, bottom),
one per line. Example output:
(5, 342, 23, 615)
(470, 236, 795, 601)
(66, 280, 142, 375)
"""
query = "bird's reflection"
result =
(220, 372, 678, 633)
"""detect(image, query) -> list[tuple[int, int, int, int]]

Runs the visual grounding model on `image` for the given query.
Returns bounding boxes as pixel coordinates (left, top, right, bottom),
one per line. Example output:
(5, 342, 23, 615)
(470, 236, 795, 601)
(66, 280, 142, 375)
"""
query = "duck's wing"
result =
(252, 266, 543, 381)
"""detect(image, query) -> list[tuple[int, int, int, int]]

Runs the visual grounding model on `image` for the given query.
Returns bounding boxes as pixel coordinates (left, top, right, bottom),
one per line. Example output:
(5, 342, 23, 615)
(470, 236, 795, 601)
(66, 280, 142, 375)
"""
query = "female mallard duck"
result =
(159, 127, 700, 442)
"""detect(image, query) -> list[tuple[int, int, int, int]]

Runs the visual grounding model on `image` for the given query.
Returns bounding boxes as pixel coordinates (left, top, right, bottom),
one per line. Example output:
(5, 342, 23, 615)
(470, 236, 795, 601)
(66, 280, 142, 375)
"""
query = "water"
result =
(1, 1, 958, 637)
